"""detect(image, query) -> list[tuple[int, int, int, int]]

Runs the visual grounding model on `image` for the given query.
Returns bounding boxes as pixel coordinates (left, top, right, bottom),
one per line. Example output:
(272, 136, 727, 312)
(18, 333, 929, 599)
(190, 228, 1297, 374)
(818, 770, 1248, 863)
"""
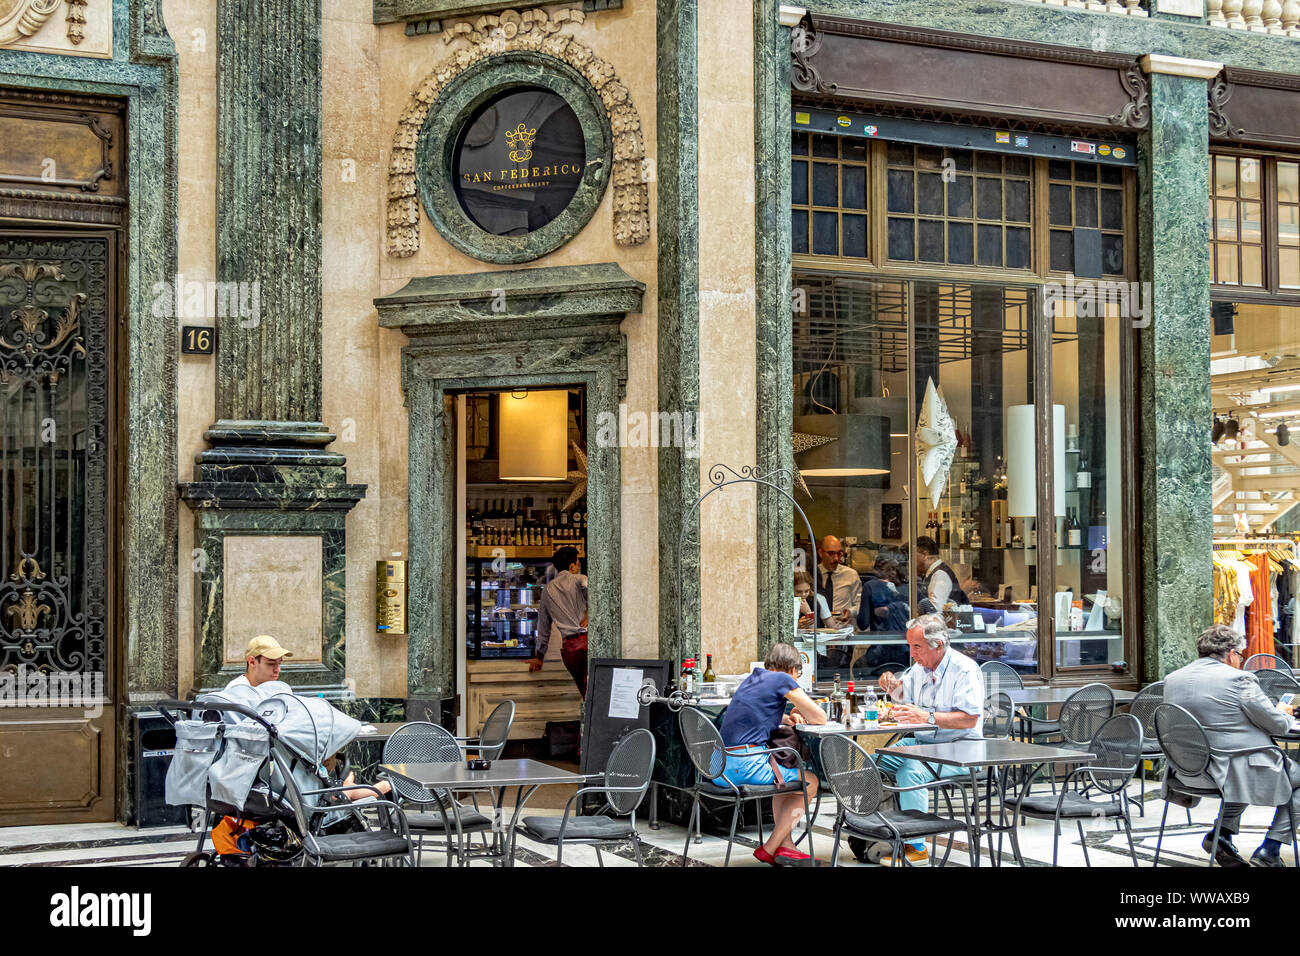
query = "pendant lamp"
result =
(498, 389, 569, 481)
(793, 414, 890, 477)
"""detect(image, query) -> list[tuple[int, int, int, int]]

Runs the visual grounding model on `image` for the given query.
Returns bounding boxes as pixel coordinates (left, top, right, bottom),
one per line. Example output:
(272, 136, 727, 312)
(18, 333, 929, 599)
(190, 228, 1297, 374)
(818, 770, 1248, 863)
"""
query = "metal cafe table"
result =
(381, 758, 584, 866)
(876, 739, 1096, 867)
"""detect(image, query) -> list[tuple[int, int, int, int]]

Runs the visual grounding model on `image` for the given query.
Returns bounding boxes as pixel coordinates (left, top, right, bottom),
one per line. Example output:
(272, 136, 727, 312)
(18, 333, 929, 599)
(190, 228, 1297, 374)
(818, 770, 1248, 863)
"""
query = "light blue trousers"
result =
(872, 738, 967, 848)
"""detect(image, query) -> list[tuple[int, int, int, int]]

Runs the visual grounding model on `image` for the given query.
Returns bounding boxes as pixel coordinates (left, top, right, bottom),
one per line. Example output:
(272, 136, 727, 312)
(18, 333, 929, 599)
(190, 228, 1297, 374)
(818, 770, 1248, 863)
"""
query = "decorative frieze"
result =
(387, 6, 649, 258)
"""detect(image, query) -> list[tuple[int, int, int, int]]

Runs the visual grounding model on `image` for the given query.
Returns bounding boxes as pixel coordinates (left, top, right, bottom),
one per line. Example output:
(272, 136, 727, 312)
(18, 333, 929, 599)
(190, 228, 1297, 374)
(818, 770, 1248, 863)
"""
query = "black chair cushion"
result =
(842, 808, 965, 840)
(1141, 740, 1163, 756)
(1018, 792, 1123, 819)
(405, 807, 492, 832)
(1027, 720, 1061, 736)
(309, 831, 411, 862)
(520, 815, 634, 842)
(697, 780, 802, 799)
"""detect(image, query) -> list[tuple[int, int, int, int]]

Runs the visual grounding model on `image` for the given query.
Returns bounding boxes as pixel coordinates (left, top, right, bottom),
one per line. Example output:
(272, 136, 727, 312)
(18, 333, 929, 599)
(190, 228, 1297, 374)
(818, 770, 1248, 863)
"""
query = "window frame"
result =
(1210, 146, 1300, 305)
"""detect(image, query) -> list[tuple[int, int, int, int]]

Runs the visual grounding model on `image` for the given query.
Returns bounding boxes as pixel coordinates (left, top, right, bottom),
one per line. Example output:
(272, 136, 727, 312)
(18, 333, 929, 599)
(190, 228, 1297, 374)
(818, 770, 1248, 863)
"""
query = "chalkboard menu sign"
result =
(452, 86, 585, 237)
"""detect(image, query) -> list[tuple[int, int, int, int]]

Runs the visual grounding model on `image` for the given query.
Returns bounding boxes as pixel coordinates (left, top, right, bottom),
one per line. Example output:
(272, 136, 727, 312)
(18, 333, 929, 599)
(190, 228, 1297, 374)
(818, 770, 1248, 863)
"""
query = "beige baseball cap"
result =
(246, 634, 293, 661)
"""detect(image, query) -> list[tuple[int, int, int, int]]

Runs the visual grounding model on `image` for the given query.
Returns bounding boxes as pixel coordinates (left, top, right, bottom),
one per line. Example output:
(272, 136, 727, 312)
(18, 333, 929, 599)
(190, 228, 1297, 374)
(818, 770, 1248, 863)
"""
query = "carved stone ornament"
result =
(790, 15, 833, 95)
(387, 6, 650, 257)
(1108, 64, 1151, 129)
(0, 0, 86, 46)
(65, 0, 85, 44)
(1208, 75, 1245, 140)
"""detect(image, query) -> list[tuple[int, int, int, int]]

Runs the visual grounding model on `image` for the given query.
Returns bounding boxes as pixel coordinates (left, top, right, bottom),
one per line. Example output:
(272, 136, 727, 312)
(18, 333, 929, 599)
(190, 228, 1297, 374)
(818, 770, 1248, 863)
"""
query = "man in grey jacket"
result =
(1164, 624, 1299, 867)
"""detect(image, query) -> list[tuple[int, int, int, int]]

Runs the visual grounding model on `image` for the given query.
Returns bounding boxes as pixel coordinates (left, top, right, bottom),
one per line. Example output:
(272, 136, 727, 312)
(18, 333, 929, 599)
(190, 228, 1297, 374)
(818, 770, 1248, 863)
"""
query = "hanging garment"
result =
(1245, 554, 1275, 661)
(1233, 559, 1254, 637)
(1213, 554, 1241, 627)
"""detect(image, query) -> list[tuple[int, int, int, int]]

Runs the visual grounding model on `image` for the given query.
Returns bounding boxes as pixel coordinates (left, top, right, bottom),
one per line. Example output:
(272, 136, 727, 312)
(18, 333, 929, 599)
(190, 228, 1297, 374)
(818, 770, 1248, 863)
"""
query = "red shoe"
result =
(753, 846, 778, 866)
(776, 847, 812, 864)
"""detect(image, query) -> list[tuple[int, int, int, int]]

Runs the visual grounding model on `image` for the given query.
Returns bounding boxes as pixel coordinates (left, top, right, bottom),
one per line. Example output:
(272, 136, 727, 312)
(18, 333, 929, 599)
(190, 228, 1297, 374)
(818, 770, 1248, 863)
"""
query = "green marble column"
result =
(1138, 70, 1214, 680)
(755, 2, 795, 650)
(656, 0, 701, 664)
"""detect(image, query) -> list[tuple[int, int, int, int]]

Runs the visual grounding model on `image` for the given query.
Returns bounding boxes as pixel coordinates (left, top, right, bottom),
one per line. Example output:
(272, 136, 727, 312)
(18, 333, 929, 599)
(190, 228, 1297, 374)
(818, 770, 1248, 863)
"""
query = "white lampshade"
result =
(1006, 404, 1065, 518)
(498, 390, 568, 481)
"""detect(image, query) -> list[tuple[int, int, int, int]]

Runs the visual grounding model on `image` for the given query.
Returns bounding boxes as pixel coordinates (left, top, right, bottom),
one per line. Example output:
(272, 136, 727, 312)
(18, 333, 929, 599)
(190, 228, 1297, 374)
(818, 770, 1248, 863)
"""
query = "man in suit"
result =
(1164, 624, 1299, 867)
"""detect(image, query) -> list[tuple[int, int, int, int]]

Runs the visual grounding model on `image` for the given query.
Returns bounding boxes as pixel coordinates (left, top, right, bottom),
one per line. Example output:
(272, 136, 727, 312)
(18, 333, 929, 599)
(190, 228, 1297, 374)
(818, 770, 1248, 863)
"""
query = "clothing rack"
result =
(1213, 538, 1298, 550)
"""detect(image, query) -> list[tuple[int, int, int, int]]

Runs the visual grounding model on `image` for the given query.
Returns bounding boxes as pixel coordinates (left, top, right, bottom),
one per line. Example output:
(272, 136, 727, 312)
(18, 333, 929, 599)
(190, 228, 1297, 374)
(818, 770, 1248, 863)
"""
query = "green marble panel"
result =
(656, 0, 700, 666)
(1138, 72, 1214, 680)
(377, 265, 642, 699)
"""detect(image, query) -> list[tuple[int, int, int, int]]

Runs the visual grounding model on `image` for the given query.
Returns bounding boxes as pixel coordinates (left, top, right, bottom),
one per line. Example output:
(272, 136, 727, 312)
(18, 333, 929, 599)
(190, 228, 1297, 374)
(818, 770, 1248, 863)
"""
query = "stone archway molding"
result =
(387, 6, 649, 258)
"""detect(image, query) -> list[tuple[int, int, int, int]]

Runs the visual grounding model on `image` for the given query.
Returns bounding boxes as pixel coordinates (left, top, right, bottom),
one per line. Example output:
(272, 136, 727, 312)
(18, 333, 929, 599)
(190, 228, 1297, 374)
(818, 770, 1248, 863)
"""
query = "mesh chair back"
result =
(1244, 653, 1293, 675)
(819, 734, 884, 817)
(382, 722, 462, 805)
(1085, 713, 1143, 793)
(1254, 668, 1300, 703)
(477, 700, 515, 759)
(980, 660, 1024, 699)
(984, 691, 1014, 739)
(1154, 703, 1212, 779)
(1127, 681, 1164, 740)
(1060, 682, 1115, 745)
(677, 706, 727, 781)
(604, 728, 656, 815)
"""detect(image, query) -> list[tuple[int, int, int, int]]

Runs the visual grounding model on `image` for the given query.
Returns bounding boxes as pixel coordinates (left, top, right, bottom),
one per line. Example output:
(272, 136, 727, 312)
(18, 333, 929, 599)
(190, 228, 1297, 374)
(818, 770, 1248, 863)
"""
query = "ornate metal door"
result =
(0, 234, 114, 824)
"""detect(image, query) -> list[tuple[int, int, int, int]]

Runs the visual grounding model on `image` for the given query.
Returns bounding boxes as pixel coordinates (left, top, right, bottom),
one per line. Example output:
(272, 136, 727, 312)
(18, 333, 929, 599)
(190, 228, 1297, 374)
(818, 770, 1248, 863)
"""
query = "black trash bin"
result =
(133, 710, 189, 828)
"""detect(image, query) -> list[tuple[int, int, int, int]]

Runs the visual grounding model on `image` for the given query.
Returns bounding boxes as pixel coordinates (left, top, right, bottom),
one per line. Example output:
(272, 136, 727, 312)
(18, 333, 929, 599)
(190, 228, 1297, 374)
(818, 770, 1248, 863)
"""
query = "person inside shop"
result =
(1164, 624, 1299, 868)
(875, 614, 984, 866)
(858, 549, 911, 634)
(915, 536, 969, 614)
(794, 570, 833, 628)
(225, 634, 292, 692)
(528, 545, 590, 697)
(817, 535, 862, 628)
(715, 641, 825, 866)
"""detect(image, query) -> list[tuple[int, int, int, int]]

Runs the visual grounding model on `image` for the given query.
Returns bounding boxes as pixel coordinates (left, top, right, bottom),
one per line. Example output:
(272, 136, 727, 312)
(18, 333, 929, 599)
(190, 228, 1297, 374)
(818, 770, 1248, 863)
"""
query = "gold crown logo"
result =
(505, 122, 537, 163)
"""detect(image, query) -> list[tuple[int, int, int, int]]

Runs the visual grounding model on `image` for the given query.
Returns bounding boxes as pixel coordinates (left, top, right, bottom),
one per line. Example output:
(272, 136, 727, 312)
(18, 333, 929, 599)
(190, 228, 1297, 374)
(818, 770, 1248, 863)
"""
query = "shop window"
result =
(1278, 161, 1300, 290)
(1210, 154, 1265, 288)
(1046, 160, 1127, 277)
(792, 131, 869, 258)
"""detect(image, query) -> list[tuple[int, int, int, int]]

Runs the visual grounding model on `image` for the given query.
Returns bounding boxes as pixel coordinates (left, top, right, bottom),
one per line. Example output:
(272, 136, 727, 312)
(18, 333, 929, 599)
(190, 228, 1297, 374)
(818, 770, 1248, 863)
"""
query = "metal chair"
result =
(1059, 682, 1117, 747)
(1127, 681, 1170, 818)
(980, 660, 1023, 699)
(984, 692, 1015, 739)
(1244, 653, 1294, 676)
(1010, 713, 1143, 867)
(268, 744, 414, 867)
(820, 734, 973, 867)
(458, 700, 515, 760)
(381, 722, 493, 866)
(1254, 668, 1300, 704)
(518, 728, 656, 866)
(1152, 703, 1299, 868)
(676, 705, 813, 867)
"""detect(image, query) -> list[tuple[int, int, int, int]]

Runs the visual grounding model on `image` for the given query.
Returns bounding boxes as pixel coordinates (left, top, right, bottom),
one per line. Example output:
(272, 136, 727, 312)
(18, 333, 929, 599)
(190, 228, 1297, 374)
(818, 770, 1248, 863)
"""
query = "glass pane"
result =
(916, 145, 943, 169)
(1281, 249, 1300, 289)
(887, 169, 914, 213)
(1049, 184, 1073, 226)
(948, 176, 973, 218)
(977, 178, 1003, 220)
(1050, 230, 1073, 272)
(842, 214, 867, 258)
(1242, 245, 1263, 287)
(918, 172, 944, 216)
(792, 160, 809, 206)
(1280, 162, 1300, 205)
(1099, 165, 1123, 186)
(976, 153, 1002, 175)
(792, 276, 913, 682)
(792, 209, 808, 254)
(887, 142, 913, 166)
(1004, 156, 1030, 178)
(1051, 298, 1125, 669)
(792, 131, 808, 156)
(1102, 234, 1125, 276)
(1005, 180, 1030, 223)
(841, 165, 866, 210)
(1242, 202, 1262, 243)
(1240, 157, 1261, 199)
(948, 221, 974, 265)
(1072, 162, 1098, 183)
(977, 224, 1003, 266)
(918, 219, 945, 262)
(1215, 155, 1237, 197)
(1007, 227, 1031, 270)
(842, 138, 867, 162)
(1216, 200, 1237, 241)
(813, 211, 839, 255)
(947, 149, 973, 172)
(1099, 189, 1123, 231)
(1049, 160, 1072, 181)
(913, 282, 1041, 675)
(812, 134, 838, 158)
(1217, 244, 1238, 285)
(1280, 205, 1299, 246)
(813, 162, 838, 207)
(1075, 186, 1098, 228)
(888, 217, 914, 260)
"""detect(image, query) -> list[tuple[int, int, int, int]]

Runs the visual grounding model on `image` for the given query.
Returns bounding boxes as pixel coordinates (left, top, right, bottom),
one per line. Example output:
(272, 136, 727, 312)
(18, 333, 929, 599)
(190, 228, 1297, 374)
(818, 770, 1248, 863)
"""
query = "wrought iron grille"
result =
(0, 238, 108, 678)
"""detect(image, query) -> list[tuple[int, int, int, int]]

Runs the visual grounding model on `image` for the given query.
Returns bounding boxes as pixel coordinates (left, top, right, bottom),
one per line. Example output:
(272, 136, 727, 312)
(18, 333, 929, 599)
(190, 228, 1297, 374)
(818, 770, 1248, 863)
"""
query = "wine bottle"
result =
(1076, 454, 1092, 490)
(703, 654, 715, 683)
(1068, 509, 1082, 547)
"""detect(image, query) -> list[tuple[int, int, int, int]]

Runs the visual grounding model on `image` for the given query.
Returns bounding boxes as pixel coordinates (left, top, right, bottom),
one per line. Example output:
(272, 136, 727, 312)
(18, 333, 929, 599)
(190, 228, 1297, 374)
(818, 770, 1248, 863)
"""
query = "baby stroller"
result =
(159, 686, 413, 867)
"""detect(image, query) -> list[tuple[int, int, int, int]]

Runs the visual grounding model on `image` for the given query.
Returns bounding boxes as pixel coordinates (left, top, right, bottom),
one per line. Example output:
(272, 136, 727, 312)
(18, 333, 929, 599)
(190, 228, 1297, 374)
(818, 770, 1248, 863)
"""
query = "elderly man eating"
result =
(874, 614, 984, 865)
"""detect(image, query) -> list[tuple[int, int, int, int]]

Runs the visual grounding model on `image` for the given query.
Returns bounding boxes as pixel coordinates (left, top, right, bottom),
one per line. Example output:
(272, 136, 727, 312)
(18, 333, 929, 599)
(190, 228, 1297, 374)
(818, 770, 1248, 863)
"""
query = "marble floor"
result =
(0, 777, 1294, 867)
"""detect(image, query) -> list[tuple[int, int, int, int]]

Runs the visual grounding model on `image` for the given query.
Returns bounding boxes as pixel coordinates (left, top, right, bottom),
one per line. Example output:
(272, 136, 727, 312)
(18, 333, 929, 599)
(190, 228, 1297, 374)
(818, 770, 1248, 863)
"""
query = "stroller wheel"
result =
(181, 850, 213, 867)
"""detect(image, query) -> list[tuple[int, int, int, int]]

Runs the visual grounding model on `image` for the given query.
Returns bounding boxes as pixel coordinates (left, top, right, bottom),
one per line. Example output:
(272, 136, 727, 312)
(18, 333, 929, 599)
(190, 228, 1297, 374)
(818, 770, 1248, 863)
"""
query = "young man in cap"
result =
(225, 634, 293, 692)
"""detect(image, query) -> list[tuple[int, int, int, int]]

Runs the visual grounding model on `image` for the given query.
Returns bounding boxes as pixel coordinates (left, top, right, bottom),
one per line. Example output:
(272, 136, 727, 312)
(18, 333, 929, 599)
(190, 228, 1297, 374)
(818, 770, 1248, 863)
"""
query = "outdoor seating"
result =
(1126, 681, 1169, 818)
(1244, 653, 1294, 676)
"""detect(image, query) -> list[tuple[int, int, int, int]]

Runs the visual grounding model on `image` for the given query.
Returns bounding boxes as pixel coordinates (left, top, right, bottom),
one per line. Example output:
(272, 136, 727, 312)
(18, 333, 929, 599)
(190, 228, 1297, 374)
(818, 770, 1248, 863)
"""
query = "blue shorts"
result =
(712, 745, 801, 788)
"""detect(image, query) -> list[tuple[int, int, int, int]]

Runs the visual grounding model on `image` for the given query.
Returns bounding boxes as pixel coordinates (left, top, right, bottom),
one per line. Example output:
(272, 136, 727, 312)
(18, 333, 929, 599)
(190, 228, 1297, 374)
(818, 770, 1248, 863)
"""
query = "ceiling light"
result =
(1257, 407, 1300, 418)
(1225, 416, 1240, 441)
(1212, 416, 1226, 444)
(1279, 421, 1291, 446)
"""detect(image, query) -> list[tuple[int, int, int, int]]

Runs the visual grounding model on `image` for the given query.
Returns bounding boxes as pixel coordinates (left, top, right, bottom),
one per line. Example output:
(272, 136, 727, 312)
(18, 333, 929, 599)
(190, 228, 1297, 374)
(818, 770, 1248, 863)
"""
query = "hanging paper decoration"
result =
(915, 377, 956, 510)
(792, 430, 836, 498)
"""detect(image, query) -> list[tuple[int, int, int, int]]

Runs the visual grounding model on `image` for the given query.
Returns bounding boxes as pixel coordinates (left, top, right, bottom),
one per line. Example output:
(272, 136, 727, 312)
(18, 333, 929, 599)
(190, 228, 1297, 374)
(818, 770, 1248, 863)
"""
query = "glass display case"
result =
(465, 554, 550, 660)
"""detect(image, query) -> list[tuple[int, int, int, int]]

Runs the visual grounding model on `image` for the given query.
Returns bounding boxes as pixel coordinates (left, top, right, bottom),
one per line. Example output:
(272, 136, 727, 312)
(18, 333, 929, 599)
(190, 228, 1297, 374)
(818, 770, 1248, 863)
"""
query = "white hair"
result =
(907, 614, 949, 649)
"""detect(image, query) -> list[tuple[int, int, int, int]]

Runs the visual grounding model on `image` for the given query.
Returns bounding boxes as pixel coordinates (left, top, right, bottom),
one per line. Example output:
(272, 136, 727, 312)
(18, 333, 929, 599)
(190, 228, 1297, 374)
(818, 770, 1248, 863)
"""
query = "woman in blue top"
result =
(716, 642, 826, 865)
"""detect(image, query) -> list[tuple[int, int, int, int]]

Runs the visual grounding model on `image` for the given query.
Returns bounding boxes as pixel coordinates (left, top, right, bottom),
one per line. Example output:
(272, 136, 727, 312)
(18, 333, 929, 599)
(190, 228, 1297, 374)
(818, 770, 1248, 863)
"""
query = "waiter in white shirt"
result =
(528, 546, 590, 697)
(817, 535, 861, 628)
(915, 535, 968, 615)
